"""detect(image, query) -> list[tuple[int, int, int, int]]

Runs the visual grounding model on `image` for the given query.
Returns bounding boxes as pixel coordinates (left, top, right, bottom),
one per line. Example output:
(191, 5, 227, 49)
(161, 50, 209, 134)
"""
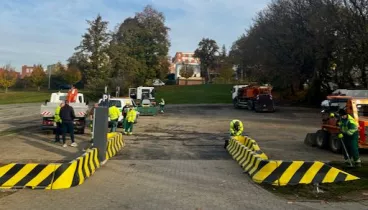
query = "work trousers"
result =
(160, 105, 165, 112)
(342, 133, 360, 161)
(122, 118, 127, 131)
(125, 122, 134, 133)
(110, 119, 118, 132)
(62, 122, 75, 144)
(55, 122, 62, 142)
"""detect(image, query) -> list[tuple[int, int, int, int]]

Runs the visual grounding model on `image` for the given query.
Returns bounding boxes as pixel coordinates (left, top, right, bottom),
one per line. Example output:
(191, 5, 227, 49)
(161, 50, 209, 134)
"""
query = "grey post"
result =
(93, 107, 109, 163)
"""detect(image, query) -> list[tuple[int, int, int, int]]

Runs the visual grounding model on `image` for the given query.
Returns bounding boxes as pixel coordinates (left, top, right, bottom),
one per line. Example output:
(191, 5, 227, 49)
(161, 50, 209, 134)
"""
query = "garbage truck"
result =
(129, 86, 158, 116)
(232, 84, 275, 112)
(40, 92, 89, 134)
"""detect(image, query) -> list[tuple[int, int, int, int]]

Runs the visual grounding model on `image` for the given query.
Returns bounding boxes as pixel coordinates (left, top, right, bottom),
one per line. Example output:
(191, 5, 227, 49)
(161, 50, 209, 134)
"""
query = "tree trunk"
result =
(5, 87, 8, 93)
(38, 86, 40, 91)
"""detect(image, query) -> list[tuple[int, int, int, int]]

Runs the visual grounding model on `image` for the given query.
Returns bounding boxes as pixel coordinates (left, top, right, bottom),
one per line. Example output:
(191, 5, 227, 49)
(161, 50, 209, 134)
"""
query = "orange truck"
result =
(232, 84, 275, 112)
(313, 90, 368, 153)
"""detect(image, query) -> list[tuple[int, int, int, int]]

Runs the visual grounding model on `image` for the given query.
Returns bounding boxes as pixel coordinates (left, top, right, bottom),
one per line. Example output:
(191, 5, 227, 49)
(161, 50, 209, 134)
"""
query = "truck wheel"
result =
(329, 134, 342, 153)
(316, 130, 329, 149)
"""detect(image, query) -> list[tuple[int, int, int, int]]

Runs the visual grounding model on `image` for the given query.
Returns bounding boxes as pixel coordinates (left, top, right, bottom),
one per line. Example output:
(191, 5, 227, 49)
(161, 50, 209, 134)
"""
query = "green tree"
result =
(62, 66, 82, 86)
(135, 5, 171, 79)
(180, 63, 194, 85)
(0, 64, 18, 93)
(221, 44, 227, 58)
(218, 62, 234, 84)
(194, 38, 219, 83)
(54, 62, 66, 74)
(111, 5, 171, 85)
(74, 14, 111, 85)
(30, 65, 46, 91)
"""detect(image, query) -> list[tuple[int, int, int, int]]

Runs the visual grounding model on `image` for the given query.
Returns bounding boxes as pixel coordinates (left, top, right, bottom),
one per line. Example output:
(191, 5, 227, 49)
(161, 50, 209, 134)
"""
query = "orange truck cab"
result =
(240, 85, 274, 112)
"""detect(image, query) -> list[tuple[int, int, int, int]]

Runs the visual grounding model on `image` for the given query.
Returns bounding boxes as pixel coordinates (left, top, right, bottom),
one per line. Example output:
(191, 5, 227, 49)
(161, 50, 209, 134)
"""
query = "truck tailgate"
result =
(72, 105, 89, 118)
(40, 104, 58, 118)
(40, 104, 88, 118)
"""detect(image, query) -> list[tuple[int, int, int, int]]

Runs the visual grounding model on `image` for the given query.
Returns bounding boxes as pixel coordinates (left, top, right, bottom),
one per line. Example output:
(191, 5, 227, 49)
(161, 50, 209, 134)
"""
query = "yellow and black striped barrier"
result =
(227, 137, 359, 186)
(0, 148, 99, 189)
(106, 132, 124, 160)
(0, 132, 124, 190)
(50, 148, 100, 189)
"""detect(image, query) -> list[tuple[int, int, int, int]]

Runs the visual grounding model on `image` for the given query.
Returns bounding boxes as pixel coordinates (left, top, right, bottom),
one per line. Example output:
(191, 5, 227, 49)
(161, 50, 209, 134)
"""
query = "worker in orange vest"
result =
(67, 85, 78, 103)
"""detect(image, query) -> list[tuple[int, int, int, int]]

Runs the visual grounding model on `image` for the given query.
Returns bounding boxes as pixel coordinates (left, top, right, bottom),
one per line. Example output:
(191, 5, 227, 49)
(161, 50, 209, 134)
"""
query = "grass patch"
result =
(264, 162, 368, 201)
(0, 91, 51, 105)
(155, 84, 233, 104)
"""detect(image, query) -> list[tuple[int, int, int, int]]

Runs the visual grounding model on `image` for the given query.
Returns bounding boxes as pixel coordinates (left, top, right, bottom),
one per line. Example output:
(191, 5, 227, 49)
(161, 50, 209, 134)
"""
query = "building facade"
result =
(170, 52, 204, 85)
(21, 65, 36, 78)
(172, 52, 201, 78)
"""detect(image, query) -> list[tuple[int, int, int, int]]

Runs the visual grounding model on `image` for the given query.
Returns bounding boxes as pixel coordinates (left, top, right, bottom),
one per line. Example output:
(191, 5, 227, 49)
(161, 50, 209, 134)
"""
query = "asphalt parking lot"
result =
(1, 103, 368, 209)
(0, 103, 346, 163)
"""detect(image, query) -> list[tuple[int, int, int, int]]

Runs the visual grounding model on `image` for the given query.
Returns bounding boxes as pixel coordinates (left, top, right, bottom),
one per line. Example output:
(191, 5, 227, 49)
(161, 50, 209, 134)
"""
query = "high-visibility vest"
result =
(230, 120, 244, 136)
(339, 115, 359, 136)
(54, 106, 62, 123)
(109, 106, 120, 121)
(67, 88, 78, 102)
(127, 109, 137, 123)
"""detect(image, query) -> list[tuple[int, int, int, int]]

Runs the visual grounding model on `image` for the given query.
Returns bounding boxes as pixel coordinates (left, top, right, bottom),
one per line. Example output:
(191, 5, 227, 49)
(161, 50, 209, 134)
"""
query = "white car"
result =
(98, 97, 140, 125)
(152, 79, 165, 86)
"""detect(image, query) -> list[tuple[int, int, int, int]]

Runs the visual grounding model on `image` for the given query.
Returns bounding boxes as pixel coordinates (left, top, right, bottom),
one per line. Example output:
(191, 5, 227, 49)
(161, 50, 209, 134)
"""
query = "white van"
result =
(98, 97, 140, 126)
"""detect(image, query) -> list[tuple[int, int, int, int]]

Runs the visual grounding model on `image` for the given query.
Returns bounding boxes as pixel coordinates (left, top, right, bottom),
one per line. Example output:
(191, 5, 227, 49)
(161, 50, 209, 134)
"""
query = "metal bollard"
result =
(93, 107, 108, 164)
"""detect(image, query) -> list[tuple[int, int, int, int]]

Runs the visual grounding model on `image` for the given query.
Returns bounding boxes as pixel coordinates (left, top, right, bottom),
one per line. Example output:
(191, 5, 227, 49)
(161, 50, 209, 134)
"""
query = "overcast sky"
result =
(0, 0, 270, 71)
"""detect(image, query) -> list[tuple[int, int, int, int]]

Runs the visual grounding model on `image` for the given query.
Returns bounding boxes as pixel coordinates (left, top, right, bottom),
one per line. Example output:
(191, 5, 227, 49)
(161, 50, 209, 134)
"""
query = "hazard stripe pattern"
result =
(106, 133, 124, 160)
(41, 111, 51, 116)
(0, 132, 124, 190)
(0, 148, 99, 190)
(227, 137, 359, 186)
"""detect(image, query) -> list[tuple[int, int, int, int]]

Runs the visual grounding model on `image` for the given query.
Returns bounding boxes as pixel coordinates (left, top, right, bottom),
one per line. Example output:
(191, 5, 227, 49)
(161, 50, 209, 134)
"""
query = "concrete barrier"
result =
(227, 137, 359, 186)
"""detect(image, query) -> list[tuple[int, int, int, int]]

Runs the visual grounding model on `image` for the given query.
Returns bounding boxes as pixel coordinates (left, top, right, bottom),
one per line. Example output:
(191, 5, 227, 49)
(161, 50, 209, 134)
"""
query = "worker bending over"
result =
(224, 119, 244, 148)
(124, 105, 137, 135)
(338, 109, 361, 167)
(109, 101, 120, 132)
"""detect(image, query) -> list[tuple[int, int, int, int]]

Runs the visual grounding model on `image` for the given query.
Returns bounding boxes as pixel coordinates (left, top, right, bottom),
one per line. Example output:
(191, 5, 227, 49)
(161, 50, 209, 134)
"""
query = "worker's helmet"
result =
(234, 121, 240, 130)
